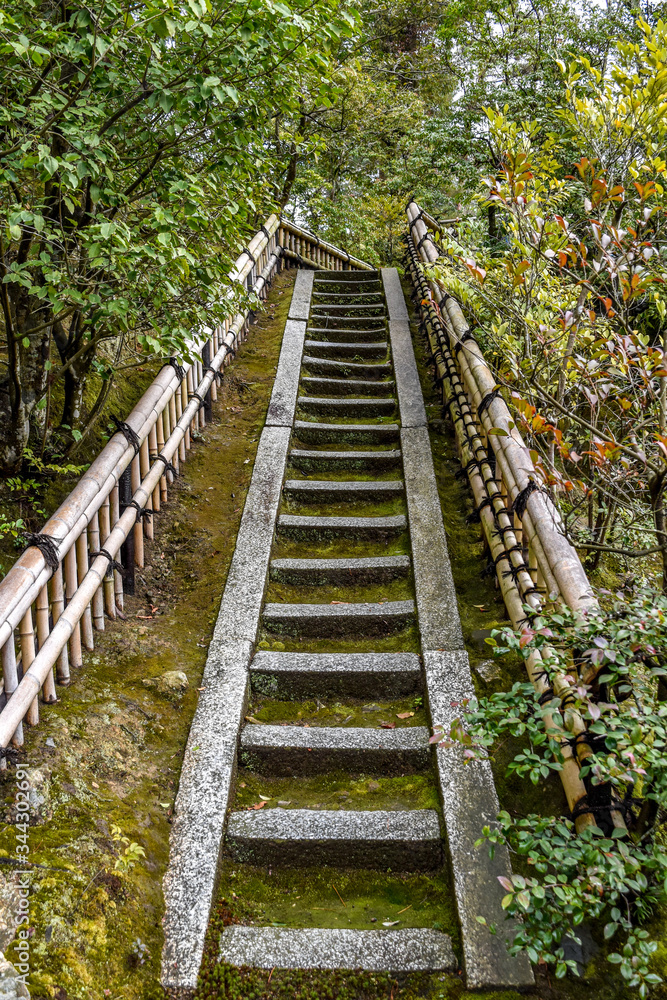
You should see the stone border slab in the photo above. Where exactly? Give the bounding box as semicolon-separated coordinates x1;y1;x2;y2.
265;319;307;426
288;269;315;320
381;268;427;428
219;926;457;971
425;651;533;989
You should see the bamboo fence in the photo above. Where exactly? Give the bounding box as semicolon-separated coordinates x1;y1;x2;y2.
405;200;625;833
0;217;370;757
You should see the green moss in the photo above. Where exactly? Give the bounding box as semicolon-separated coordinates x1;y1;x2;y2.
231;769;440;813
245;695;427;729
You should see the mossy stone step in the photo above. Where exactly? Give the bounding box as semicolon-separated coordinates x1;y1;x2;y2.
218;926;457;972
304;340;388;359
249;650;422;699
282;479;404;503
307;326;387;342
302;356;393;380
225;808;441;869
297;396;396;417
293;422;400;446
289;448;401;473
239;723;430;775
269;555;411;586
262;599;415;637
311;303;387;313
300;376;395;397
313;290;385;299
276;513;406;542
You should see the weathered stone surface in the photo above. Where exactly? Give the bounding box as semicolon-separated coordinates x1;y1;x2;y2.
0;955;29;999
311;303;386;313
423;650;533;990
288;269;315;321
262;600;415;637
303;340;388;359
300;376;395;397
277;513;406;541
307;327;387;343
269;554;410;585
289;448;401;472
249;650;422;699
301;356;393;379
219;926;456;972
401;426;464;651
282;479;404;503
265;319;307;426
226;808;441;869
143;670;189;699
211;425;290;645
382;269;427;428
239;722;430;775
297;395;395;417
293;422;400;446
162;639;253;995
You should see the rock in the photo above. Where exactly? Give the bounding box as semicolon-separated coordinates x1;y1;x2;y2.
10;768;51;825
0;955;29;998
0;876;22;953
470;628;495;651
475;659;502;683
143;671;189;698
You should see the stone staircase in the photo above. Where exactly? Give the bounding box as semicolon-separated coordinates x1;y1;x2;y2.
161;268;533;996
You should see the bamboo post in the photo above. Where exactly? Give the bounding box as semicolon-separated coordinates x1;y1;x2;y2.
131;455;144;568
50;564;71;680
148;425;161;512
110;485;124;612
35;585;56;703
63;546;83;667
76;532;94;651
174;386;185;464
19;609;38;725
156;412;168;503
139;438;153;541
119;467;135;597
182;377;191;450
1;637;23;747
88;512;105;631
99;496;116;620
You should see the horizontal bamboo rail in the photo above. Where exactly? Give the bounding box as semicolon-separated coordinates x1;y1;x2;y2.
405;202;625;833
0;217;369;754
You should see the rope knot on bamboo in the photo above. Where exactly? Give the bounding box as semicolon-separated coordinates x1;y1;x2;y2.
512;481;541;519
152;454;178;477
125;500;153;523
164;357;186;382
477;389;502;419
202;365;223;384
189;391;206;411
242;247;256;264
90;548;125;578
110;415;141;456
22;532;60;571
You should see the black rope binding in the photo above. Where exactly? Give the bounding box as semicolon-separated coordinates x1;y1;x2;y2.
408;211;424;232
242;247;256;264
164;357;186;382
110;415;140;456
260;225;271;240
202;364;223;385
520;586;542;600
512;481;541;519
477;389;501;419
125;500;153;523
416;233;431;251
153;453;178;477
460;330;477;344
23;533;60;571
90;548;125;577
189;391;206;411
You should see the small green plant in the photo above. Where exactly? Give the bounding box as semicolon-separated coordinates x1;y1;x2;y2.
111;824;146;872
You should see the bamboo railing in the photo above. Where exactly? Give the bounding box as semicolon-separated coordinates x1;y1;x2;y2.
405;201;624;833
0;217;370;757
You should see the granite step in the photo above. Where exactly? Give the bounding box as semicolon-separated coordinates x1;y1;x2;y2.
313;290;385;299
226;808;441;869
307;327;387;342
269;554;411;586
262;599;415;637
289;448;401;473
301;357;393;379
297;396;396;417
303;340;388;359
293;421;399;446
276;513;406;541
239;723;430;775
249;650;422;699
300;376;395;397
219;927;456;973
282;479;404;503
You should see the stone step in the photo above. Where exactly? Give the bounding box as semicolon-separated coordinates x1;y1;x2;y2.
226;808;441;869
219;927;456;973
302;356;393;380
282;479;404;503
249;650;422;699
262;599;415;637
239;723;430;775
314;272;380;281
300;377;395;397
293;421;400;446
304;340;388;359
276;513;407;541
313;290;385;299
289;448;402;473
297;396;396;417
269;554;411;586
307;327;387;343
311;303;387;312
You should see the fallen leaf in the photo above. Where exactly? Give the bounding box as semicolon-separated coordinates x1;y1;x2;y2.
258;795;271;801
383;920;400;926
245;715;265;725
277;800;291;806
379;722;396;729
248;802;266;810
330;601;349;605
396;711;414;719
397;904;413;914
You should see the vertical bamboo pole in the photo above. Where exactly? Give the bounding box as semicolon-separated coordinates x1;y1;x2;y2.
110;484;124;612
156;411;168;502
76;532;94;651
64;546;83;667
182;377;191;451
131;454;144;568
1;637;23;748
140;438;153;541
175;386;186;463
19;609;39;726
169;394;180;469
36;584;57;703
89;512;105;632
50;563;71;681
99;496;116;620
148;425;161;512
